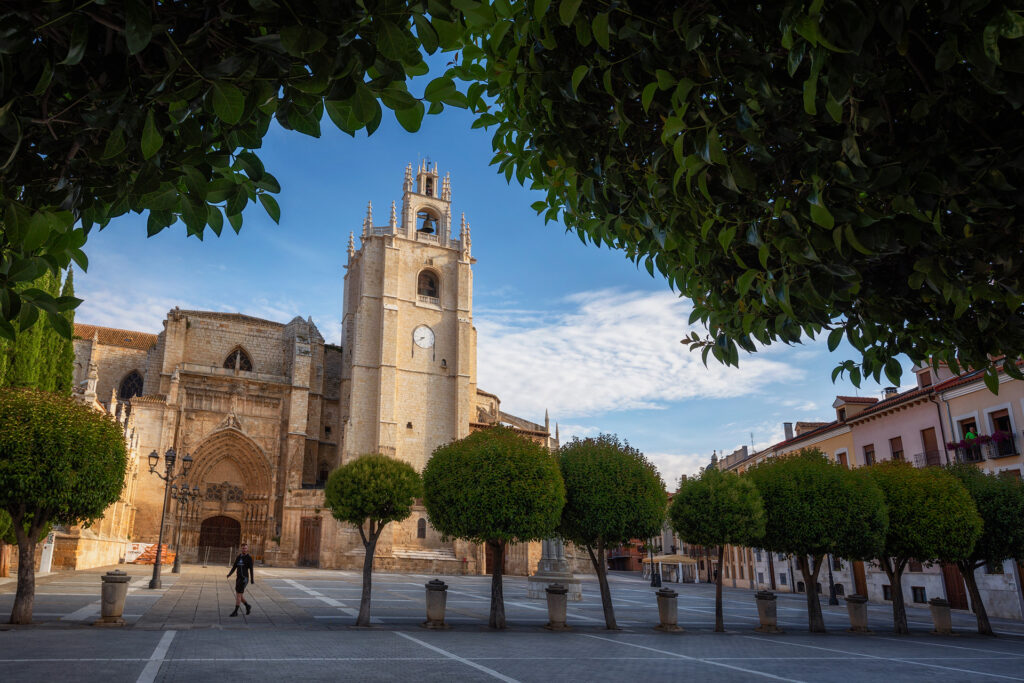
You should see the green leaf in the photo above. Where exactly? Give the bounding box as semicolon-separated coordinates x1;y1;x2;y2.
280;25;328;56
125;0;153;55
23;212;52;251
377;20;413;60
141;110;163;160
59;21;89;66
559;0;583;26
983;367;1000;394
736;270;757;296
413;14;439;54
101;128;126;159
592;13;610;49
827;327;843;352
212;82;245;125
259;194;280;224
207;205;224;236
394;100;425;133
810;203;834;229
843;225;872;254
641;82;657;112
572;66;589;96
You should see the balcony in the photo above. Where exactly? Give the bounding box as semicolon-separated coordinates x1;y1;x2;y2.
955;444;985;463
912;450;944;468
984;432;1019;459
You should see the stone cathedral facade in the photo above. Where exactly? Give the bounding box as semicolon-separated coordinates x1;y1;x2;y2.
64;162;557;575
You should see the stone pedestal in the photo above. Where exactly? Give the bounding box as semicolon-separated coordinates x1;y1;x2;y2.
422;579;450;629
654;587;683;632
94;570;130;626
754;590;782;633
845;594;870;633
527;539;581;601
544;583;570;631
929;597;953;635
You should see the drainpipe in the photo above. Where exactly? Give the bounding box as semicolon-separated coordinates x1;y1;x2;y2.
930;393;953;465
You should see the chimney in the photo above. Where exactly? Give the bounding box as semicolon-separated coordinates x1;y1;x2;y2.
783;422;794;440
883;387;898;397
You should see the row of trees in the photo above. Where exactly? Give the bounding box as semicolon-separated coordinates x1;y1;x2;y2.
671;450;1024;635
0;268;76;392
326;429;666;629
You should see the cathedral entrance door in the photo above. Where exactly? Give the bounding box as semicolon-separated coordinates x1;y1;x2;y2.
199;516;241;565
298;517;321;567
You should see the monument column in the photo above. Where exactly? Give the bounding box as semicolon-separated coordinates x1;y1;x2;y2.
527;538;582;601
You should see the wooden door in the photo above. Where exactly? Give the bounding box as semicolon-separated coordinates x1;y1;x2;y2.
921;427;941;466
298;517;321;568
198;515;240;565
853;561;868;597
941;562;969;610
485;542;505;574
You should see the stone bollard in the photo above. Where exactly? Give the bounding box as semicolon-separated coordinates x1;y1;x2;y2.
754;590;782;633
654;587;683;632
94;570;131;626
929;597;953;635
422;579;450;630
544;583;569;631
845;594;870;633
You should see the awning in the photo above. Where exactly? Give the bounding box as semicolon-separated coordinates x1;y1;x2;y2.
642;554;698;564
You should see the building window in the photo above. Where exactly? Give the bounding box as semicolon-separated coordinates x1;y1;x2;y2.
417;271;439;299
118;370;144;400
777;553;786;561
863;444;875;466
796;581;805;593
224;348;253;372
417;518;427;539
740;564;745;579
758;572;764;585
837;451;849;469
779;573;787;586
989;409;1017;457
911;586;927;603
755;549;762;563
424;177;434;196
986;561;1005;575
835;583;845;596
832;556;843;571
316;461;329;488
838;407;847;421
889;436;904;462
325;425;331;436
919;370;932;388
883;585;892;601
908;558;923;572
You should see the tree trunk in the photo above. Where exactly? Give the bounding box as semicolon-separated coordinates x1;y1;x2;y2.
959;560;993;636
488;540;506;629
767;550;776;590
587;542;618;630
798;555;826;633
356;524;379;627
10;519;38;625
715;545;725;632
882;558;909;634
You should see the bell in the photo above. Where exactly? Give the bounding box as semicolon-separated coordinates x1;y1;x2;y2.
420;215;435;234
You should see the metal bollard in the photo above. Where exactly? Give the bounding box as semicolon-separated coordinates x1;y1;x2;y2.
422;579;450;629
754;590;782;633
929;597;953;635
845;594;870;633
94;570;131;626
654;587;683;632
544;583;569;631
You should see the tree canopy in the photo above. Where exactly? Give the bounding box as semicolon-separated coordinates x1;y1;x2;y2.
423;427;564;628
867;461;981;634
946;463;1024;635
457;0;1024;390
747;449;887;632
669;466;764;632
0;388;128;623
324;453;422;627
558;434;666;629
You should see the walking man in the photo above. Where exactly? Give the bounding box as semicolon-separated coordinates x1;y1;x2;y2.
227;543;255;617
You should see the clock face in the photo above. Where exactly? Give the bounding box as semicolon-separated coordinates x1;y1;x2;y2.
413;325;435;349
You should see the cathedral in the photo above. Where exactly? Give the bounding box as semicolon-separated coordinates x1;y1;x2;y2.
64;162;559;575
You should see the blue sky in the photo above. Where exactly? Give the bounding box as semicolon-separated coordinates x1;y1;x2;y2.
76;102;902;488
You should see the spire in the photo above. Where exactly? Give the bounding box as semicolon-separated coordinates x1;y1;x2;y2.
404;162;413;191
362;201;372;236
460;213;471;257
555;422;559;442
389;200;397;229
442;172;451;201
347;231;355;258
545;409;550;431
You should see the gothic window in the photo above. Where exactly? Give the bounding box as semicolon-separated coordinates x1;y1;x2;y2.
417;518;427;539
224;347;253;372
425;177;434;196
118;371;144;400
417;271;439;299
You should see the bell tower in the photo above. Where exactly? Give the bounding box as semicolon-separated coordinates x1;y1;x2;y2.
339;161;476;474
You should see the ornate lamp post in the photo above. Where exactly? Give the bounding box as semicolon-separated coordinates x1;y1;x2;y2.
147;448;192;589
170;483;201;574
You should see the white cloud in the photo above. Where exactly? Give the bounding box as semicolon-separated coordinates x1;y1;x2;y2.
476;288;801;419
646;451;709;491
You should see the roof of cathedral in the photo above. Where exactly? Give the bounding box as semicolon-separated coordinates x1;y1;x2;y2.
74;323;158;351
177;310;286;327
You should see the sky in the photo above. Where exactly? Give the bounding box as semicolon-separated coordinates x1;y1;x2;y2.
75;101;904;489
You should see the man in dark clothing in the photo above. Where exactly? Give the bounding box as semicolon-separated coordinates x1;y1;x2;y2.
226;543;255;616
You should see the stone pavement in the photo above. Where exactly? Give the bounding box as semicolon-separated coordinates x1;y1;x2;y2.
1;565;1023;682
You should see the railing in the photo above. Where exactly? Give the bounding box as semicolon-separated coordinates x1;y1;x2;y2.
984;432;1019;459
417;232;439;243
955;444;985;463
912;450;944;468
418;295;440;306
449;239;461;250
372;226;392;235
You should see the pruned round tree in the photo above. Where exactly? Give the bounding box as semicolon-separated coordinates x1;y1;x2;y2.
946;463;1024;636
324;453;422;627
558;434;667;629
0;388;128;624
867;461;981;634
422;427;564;629
747;449;887;632
669;466;765;632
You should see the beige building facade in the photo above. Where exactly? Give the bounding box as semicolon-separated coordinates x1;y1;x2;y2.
63;162;554;576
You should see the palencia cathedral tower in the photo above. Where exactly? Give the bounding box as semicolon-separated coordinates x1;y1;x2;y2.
62;162;557;575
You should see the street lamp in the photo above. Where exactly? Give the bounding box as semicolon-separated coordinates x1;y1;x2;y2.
147;448;193;589
170;483;201;574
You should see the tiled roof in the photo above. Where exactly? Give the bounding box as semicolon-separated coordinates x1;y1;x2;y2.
177;310;285;327
847;386;933;420
834;396;879;404
75;323;158;351
774;420;842;449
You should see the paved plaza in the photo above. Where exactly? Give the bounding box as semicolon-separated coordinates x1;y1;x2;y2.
1;566;1023;682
